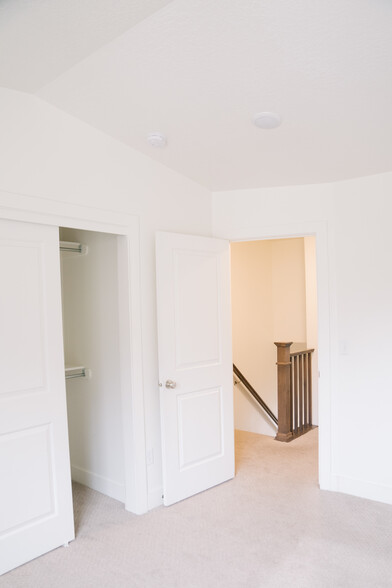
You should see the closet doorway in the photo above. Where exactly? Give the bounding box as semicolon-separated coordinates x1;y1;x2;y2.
0;204;146;575
60;228;125;504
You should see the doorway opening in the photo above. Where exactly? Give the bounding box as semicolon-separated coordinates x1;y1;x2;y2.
230;236;318;463
0;205;146;575
59;226;127;529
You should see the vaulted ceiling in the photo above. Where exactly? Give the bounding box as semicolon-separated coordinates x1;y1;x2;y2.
1;0;391;190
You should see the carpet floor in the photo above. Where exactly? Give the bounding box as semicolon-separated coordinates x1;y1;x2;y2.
2;429;392;587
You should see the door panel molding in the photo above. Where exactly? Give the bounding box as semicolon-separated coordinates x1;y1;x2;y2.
0;220;74;574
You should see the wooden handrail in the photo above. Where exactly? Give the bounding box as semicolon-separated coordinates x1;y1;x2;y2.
290;348;314;357
274;342;314;442
233;364;278;426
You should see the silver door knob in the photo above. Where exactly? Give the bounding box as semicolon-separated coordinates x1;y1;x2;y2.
165;379;177;389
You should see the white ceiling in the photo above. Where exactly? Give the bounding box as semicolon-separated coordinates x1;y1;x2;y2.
1;0;392;190
0;0;174;91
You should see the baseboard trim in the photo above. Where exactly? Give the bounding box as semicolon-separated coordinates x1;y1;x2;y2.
331;474;392;505
71;465;125;503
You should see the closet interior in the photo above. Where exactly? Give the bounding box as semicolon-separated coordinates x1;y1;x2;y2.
59;227;125;503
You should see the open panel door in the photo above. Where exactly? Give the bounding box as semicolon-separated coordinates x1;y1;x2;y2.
0;219;74;575
156;232;234;506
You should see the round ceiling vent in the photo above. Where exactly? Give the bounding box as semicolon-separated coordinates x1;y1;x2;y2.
253;112;281;130
147;132;167;148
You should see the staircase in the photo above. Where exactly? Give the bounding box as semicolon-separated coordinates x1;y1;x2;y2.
233;342;315;442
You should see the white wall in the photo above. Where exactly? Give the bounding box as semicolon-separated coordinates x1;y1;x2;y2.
231;238;311;437
0;87;212;509
60;228;125;502
213;177;392;505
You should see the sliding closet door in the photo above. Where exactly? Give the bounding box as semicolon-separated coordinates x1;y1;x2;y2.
0;219;74;575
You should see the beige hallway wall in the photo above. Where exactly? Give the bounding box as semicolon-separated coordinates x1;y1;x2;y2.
231;237;315;436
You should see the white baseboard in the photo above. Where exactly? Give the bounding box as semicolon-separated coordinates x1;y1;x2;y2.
148;486;163;510
331;474;392;505
71;465;125;503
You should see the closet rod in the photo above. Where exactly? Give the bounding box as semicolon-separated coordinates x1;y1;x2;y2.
65;367;86;380
59;241;83;254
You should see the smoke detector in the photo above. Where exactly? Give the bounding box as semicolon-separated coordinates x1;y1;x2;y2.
147;132;167;148
253;112;281;129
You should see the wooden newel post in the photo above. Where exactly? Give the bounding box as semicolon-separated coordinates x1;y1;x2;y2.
274;342;293;442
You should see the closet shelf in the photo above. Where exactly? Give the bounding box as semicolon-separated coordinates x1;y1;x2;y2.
60;241;87;254
65;366;87;380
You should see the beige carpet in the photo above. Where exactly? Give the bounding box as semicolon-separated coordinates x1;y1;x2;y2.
2;429;392;587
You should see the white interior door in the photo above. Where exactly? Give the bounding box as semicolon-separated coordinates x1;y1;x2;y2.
156;232;234;506
0;220;74;576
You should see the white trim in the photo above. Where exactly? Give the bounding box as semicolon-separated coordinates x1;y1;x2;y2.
331;474;392;506
0;190;133;232
0;189;148;515
215;220;334;493
71;466;125;503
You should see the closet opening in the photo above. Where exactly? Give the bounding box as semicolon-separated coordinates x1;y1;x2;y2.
59;227;127;516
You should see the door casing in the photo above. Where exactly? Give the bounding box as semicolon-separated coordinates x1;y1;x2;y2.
225;220;333;492
0;190;148;514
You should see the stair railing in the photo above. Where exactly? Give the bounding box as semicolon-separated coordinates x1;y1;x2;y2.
274;342;314;442
233;364;278;426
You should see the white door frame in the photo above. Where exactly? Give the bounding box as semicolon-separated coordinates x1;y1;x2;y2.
227;220;333;492
0;190;148;514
